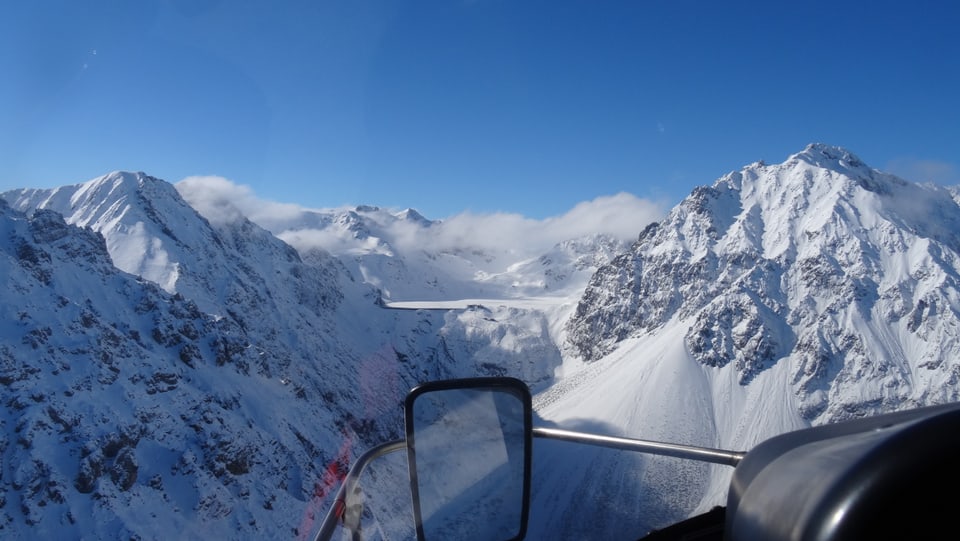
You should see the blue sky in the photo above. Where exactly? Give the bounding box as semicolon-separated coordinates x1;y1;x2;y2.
2;0;958;219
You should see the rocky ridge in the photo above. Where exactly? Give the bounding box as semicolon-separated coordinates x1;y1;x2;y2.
567;143;960;423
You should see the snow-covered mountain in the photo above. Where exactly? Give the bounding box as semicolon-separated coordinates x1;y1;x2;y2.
529;144;960;538
170;191;628;304
3;144;960;540
0;172;597;539
567;143;960;422
0;175;414;539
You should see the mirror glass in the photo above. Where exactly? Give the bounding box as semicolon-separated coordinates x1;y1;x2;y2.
405;378;531;541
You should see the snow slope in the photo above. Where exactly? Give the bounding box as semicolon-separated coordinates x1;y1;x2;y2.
3;144;960;539
1;172;598;539
547;144;960;537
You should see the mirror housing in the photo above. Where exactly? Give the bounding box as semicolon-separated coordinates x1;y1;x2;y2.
405;377;532;541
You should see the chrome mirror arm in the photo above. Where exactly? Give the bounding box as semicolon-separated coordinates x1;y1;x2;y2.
313;439;406;541
532;427;745;467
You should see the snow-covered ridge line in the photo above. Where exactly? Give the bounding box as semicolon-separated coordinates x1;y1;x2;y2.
3;143;960;539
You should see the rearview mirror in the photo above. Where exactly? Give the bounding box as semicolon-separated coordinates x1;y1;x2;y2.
405;377;532;541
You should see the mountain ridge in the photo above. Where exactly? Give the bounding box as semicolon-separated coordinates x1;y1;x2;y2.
3;144;960;539
567;143;960;424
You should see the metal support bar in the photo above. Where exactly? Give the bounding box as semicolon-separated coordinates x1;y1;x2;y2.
314;427;744;540
532;427;745;467
313;439;407;541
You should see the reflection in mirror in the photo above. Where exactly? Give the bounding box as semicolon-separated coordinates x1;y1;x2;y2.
405;378;531;541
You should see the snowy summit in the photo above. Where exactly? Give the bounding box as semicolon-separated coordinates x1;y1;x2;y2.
2;144;960;539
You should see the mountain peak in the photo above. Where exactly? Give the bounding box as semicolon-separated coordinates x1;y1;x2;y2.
4;153;960;539
792;143;866;168
395;208;432;226
713;143;911;209
778;143;883;187
79;170;162;197
569;142;960;423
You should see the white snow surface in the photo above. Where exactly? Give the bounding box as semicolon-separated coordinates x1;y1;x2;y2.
2;144;960;539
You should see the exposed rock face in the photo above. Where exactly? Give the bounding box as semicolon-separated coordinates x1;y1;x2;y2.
567;144;960;423
0;179;419;538
5;144;960;539
0;171;581;539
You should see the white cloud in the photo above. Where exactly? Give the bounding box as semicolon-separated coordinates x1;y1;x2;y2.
391;193;665;257
176;176;667;259
175;175;304;226
277;228;373;255
549;192;665;243
886;158;960;185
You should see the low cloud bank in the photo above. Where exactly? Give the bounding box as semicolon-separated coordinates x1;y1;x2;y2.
886;158;960;186
176;176;667;258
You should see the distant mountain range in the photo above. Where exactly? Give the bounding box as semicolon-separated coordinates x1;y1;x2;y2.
2;144;959;539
